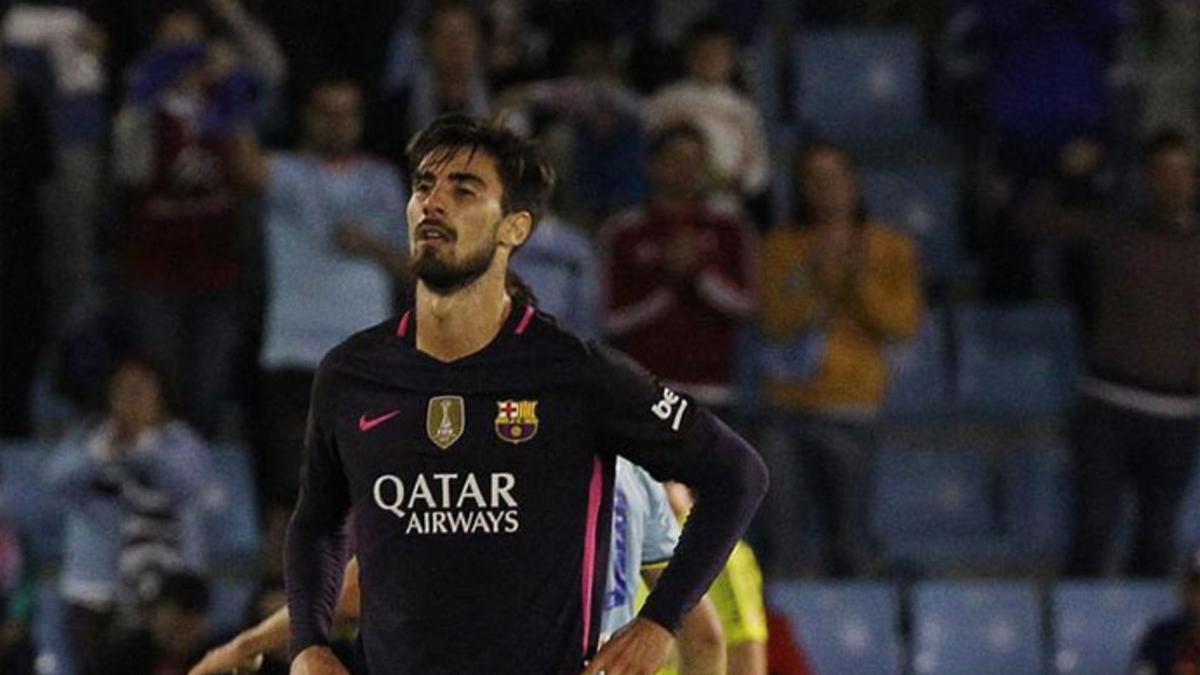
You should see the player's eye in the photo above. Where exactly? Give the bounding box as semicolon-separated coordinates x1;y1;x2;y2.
455;186;476;198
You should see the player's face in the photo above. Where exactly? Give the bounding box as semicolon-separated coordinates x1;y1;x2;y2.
407;146;507;293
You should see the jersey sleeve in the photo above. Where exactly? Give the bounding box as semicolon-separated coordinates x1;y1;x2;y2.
285;354;353;658
586;343;768;633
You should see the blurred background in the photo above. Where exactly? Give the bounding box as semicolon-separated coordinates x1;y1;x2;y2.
1;0;1199;673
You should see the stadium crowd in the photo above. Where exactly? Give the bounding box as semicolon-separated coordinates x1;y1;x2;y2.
1;0;1199;672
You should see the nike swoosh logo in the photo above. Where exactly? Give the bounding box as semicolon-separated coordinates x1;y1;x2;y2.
359;410;401;432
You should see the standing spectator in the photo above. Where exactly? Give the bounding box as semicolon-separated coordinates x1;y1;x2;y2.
497;25;649;226
644;17;771;216
0;55;54;438
112;8;267;438
509;212;602;338
2;3;108;338
235;77;408;569
758;142;922;577
45;356;212;675
602;122;756;414
967;0;1125;300
1134;547;1200;674
371;0;490;164
0;519;35;675
1066;130;1200;578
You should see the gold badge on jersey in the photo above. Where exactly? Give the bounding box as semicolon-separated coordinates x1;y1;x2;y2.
426;395;465;449
494;400;539;444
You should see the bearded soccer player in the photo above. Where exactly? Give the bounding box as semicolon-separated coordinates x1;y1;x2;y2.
284;114;767;675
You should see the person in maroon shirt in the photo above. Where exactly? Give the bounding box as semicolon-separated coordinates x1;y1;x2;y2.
284;115;767;675
1066;130;1200;578
600;123;756;416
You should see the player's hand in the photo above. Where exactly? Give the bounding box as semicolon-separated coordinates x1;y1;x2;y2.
290;646;349;675
581;617;674;675
188;639;264;675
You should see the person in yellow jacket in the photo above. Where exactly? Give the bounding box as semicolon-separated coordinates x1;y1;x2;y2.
758;142;922;577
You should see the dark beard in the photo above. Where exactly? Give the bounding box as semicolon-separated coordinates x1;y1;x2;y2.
411;240;498;295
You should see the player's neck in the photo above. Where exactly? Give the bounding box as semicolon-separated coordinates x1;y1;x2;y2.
415;269;513;362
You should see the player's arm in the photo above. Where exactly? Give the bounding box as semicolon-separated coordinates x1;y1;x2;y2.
189;558;360;675
641;568;726;675
285;358;353;670
584;347;768;673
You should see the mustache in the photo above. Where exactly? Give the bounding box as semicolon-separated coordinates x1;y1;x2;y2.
416;218;456;240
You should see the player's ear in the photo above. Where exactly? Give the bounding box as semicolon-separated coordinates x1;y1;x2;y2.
499;211;532;249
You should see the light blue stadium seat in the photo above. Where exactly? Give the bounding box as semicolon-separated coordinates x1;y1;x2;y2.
874;444;993;542
203;445;261;567
1052;582;1175;675
1003;443;1071;563
954;304;1081;419
884;308;951;420
0;441;63;565
795;29;931;150
912;581;1044;675
769;581;902;675
873;443;1016;571
861;167;966;285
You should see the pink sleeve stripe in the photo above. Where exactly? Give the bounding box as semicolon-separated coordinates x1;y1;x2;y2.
580;455;604;657
396;310;412;337
514;305;535;335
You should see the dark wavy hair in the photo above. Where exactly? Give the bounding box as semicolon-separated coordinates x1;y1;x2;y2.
404;114;556;230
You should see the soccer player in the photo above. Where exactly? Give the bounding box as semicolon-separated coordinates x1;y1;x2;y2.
284;114;767;674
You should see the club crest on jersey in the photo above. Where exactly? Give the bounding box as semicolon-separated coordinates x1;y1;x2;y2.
426;396;465;449
494;400;539;444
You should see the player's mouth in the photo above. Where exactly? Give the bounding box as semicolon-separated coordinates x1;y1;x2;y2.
416;220;455;244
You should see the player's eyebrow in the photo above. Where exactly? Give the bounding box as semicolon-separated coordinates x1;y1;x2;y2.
447;172;487;189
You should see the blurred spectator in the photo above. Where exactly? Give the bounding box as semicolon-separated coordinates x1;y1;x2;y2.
498;25;648;226
1013;137;1115;330
95;571;213;675
45;356;212;675
112;8;267;438
0;519;35;675
601;122;756;414
1066;130;1200;578
757;142;922;577
1125;0;1200;143
967;0;1125;300
0;55;54;438
371;0;490;164
644;16;770;216
509;212;602;338
1134;547;1200;674
236;77;408;569
2;3;108;337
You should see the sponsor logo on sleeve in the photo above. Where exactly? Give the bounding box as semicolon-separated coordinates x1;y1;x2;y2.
494;399;539;444
650;387;688;432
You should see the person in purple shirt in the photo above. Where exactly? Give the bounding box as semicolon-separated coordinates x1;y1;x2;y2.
284;114;767;674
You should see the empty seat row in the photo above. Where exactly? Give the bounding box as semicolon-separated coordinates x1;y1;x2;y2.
770;580;1178;675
